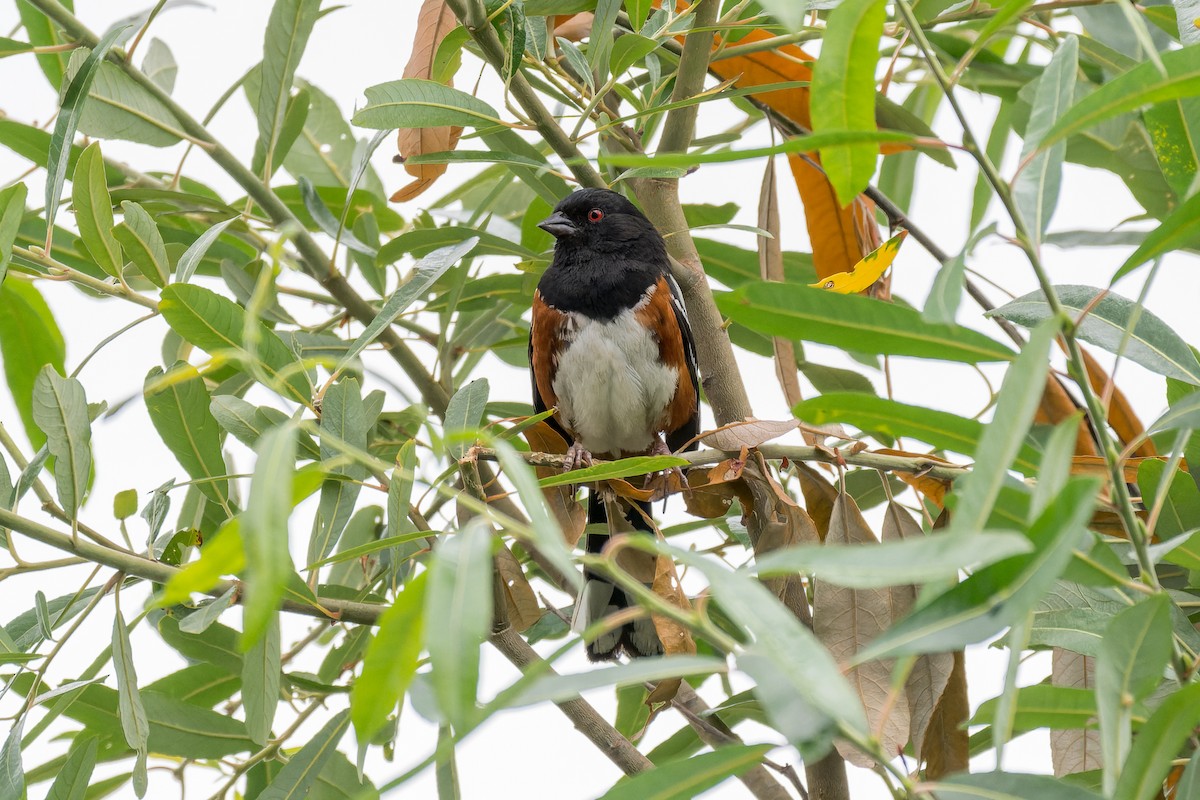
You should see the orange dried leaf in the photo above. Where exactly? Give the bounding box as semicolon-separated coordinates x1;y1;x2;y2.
1079;348;1156;457
1037;376;1098;457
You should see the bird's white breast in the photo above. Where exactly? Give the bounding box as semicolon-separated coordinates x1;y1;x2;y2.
552;305;677;457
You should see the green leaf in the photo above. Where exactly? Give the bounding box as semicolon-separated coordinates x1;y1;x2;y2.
795;393;1042;474
242;423;299;647
378;227;532;263
426;518;493;731
922;246;967;325
259;710;350;800
242;612;281;746
45;25;127;249
928;772;1104;799
179;585;238;634
256;0;320;178
597;744;773;800
754;529;1033;588
1114;682;1200;800
143;37;177;93
310;378;368;566
969;684;1098;732
112;610;149;771
589;0;620;84
63;48;185;146
1097;594;1173;794
445;378;489;459
1115;188;1200;281
718;283;1015;363
670;547;868;746
175;217;237;284
144;364;231;511
537;456;691;488
113;201;170;287
70;142;122;279
46;735;98;800
297;176;377;257
17;0;73;87
503;656;728;708
610;33;660;77
0;715;22;800
757;0;808;31
855;478;1097;660
351;572;427;743
989;285;1200;385
160;284;313;405
1174;747;1200;800
1148;388;1200;434
334;238;478;373
32;366;92;520
949;319;1056;533
0;182;27;287
1013;36;1077;243
599;129;916;170
352;78;505;129
811;0;886;205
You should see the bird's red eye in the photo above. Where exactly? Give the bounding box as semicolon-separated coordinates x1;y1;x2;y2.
588;208;604;222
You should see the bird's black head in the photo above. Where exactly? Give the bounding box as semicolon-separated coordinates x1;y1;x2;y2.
538;188;666;258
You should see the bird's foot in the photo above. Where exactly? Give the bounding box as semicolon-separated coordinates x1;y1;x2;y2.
643;436;687;500
564;441;594;472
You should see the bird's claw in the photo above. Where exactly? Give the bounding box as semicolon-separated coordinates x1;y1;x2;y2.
643;438;686;500
564;441;594;472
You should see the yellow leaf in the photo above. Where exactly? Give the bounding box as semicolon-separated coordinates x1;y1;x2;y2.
809;229;908;293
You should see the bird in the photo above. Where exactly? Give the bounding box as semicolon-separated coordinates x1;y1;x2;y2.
528;188;700;661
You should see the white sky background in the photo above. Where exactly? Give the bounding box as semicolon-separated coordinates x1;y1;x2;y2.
0;1;1198;799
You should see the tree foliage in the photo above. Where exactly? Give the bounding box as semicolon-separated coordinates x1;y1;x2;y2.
1;0;1199;798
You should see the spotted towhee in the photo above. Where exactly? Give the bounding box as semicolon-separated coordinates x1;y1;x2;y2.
530;188;700;660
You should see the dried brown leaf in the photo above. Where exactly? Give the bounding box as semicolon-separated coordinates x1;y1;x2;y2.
921;650;969;779
883;502;954;761
700;418;800;451
1051;649;1102;777
392;0;463;202
795;463;837;541
814;493;906;769
683;458;751;519
757;156;806;417
646;554;696;706
553;13;593;41
1079;348;1156;457
522;421;586;547
496;545;541;632
1037;375;1098;457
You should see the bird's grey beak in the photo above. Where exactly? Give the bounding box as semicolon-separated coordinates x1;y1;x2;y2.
537;211;578;239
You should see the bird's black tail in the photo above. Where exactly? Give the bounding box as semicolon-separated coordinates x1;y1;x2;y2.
573;491;664;661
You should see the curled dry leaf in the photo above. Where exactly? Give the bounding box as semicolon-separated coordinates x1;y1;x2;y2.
646;552;697;706
757;157;806;418
699;418;800;451
496;543;541;632
814;493;907;769
883;501;954;763
521;421;586;547
1050;649;1102;777
683;457;751;519
794;463;838;541
921;651;970;778
391;0;464;202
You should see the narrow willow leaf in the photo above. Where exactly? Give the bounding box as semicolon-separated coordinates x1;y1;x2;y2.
537;455;690;488
160;284;313;405
0;282;65;449
31;366;92;520
178;585;237;634
309;378;367;566
718;284;1015;363
855;478;1098;661
426;518;493;731
143;37;177;93
175;216;237;284
45;24;127;249
113;201;170;287
990;285;1200;385
810;0;886;205
1113;682;1200;800
158;522;243;607
1031;417;1081;518
1043;46;1200;147
334;238;477;374
112;611;149;776
258;710;350;800
1013;36;1077;243
256;0;320;178
500;656;726;709
0;182;27;286
948;319;1057;533
927;772;1104;799
597;744;772;800
46;734;98;800
352;79;505;129
1174;746;1200;800
144;364;231;511
1115;189;1200;281
922;240;969;325
1147;389;1200;433
757;0;808;30
70;142;122;279
0;715;23;800
242;612;281;746
17;1;72;87
1096;594;1172;794
351;572;427;743
243;423;298;647
795;393;1042;474
589;0;620;84
670;546;869;740
444;378;489;459
754;528;1032;587
64;47;185;146
254;86;309;178
297;176;377;256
